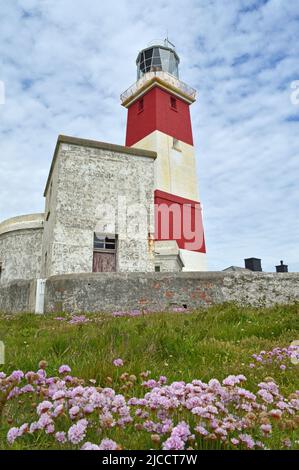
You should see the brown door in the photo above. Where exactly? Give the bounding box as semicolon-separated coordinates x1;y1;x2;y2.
93;252;116;272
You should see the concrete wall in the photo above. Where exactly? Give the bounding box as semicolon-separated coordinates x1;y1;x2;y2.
0;272;298;314
0;214;44;284
41;143;60;278
0;279;36;313
154;241;184;272
43;272;299;314
42;136;157;277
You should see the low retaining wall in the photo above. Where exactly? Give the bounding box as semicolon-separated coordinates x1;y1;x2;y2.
0;272;298;314
0;280;36;313
45;272;299;313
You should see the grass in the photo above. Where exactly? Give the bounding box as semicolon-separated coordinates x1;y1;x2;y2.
0;302;299;449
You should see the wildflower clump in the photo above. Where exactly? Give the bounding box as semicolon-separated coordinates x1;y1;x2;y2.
250;345;299;371
1;360;299;450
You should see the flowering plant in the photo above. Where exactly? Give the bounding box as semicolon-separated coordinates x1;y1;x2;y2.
1;355;299;450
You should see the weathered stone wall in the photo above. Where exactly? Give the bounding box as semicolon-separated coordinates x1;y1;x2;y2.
0;280;36;313
43;272;299;314
0;214;44;284
42;136;156;277
1;272;298;314
41;144;60;278
222;273;299;307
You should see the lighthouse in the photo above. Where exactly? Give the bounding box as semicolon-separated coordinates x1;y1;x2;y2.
121;40;207;271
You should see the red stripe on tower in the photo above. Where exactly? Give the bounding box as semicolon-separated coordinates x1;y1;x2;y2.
155;190;206;253
125;87;194;147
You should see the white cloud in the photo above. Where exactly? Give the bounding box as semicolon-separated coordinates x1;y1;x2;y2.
0;0;298;272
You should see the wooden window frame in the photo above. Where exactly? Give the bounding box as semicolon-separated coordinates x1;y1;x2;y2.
94;234;117;253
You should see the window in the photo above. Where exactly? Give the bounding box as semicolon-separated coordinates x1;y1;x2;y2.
170;96;177;110
0;262;2;282
172;138;181;151
94;234;116;252
138;98;144;112
155;265;161;272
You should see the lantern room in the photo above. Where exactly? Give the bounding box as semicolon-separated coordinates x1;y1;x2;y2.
136;40;180;79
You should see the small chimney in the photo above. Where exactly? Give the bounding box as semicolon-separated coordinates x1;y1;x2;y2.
276;260;288;273
244;258;262;272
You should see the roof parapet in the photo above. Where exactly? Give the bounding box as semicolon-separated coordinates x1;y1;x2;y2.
44;135;157;196
121;71;197;107
0;213;44;236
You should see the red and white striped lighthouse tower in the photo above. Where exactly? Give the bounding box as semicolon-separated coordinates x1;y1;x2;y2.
121;40;207;271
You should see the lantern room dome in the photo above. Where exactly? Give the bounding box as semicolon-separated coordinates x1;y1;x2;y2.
136;40;180;80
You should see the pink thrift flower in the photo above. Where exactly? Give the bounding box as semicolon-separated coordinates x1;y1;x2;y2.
52;390;65;400
55;432;67;443
163;436;185;450
69;405;80;419
142;379;158;389
159;376;167;384
19;423;29;436
195;425;209;436
83;405;94;414
231;438;239;446
68;419;88;444
282;438;292;448
239;434;255;449
53;404;64;417
113;358;124;367
260;424;272;435
7;427;20;445
257;389;274;404
10;370;24;382
37;401;53;415
59;365;71;374
81;442;100;450
172;421;191;441
45;423;55;434
99;438;119;450
269;409;282;419
21;384;35;394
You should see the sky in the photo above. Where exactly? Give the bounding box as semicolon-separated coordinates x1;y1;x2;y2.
0;0;298;272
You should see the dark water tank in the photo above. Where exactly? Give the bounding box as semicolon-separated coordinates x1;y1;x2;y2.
244;258;262;272
276;260;288;273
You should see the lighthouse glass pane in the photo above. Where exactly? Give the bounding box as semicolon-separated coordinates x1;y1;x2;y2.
152;49;162;69
160;49;170;71
161;49;179;78
144;49;153;60
169;54;179;77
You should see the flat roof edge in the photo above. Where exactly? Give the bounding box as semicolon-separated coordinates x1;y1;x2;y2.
44;135;157;196
0;213;45;236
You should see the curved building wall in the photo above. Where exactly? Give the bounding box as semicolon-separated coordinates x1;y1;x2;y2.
0;214;44;284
